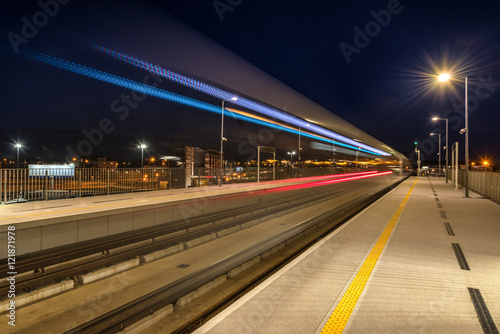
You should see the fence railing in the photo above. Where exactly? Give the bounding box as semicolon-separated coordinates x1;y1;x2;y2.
1;165;377;204
452;169;500;203
0;167;186;204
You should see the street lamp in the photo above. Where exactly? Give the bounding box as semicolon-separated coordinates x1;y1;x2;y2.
332;143;336;175
14;143;22;168
220;96;238;186
355;148;360;172
138;144;147;168
287;151;296;166
430;133;442;177
432;117;449;183
438;73;469;197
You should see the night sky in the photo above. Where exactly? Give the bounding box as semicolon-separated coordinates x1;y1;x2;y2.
1;0;500;166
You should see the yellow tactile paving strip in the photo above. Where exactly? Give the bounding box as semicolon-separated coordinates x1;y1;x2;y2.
321;177;418;333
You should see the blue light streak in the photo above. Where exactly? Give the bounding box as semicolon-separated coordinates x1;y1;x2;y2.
26;50;378;155
93;45;390;156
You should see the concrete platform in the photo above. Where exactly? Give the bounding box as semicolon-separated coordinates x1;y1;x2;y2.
194;176;500;334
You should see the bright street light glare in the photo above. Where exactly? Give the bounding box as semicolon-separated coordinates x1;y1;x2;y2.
14;143;22;148
438;73;450;82
230;97;238;101
432;117;439;121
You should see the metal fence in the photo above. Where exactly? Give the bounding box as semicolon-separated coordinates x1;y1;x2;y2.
454;170;500;203
1;165;377;204
0;167;186;204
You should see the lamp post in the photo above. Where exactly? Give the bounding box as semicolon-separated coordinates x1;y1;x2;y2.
432;117;449;183
287;151;296;166
438;73;469;197
430;133;441;177
332;143;336;175
355;148;359;172
220;97;238;186
138;144;147;168
14;143;22;168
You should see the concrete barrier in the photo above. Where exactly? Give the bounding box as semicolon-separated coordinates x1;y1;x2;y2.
241;219;262;229
187;222;213;233
261;242;286;259
216;226;241;238
185;233;216;249
107;239;153;255
176;275;226;308
77;258;140;284
44;252;105;273
0;280;74;313
140;243;185;263
285;232;304;246
213;216;235;225
153;229;187;242
227;256;261;278
123;304;173;334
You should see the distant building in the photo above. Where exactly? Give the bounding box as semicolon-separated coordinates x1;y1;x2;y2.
185;146;221;187
97;157;118;168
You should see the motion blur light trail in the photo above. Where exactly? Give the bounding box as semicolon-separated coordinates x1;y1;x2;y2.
94;45;390;157
265;171;393;194
226;108;378;153
25;50;379;154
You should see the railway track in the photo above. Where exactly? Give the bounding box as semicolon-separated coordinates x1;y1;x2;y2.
64;176;408;334
0;174;373;299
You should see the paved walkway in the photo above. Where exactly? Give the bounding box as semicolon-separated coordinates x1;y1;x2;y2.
197;176;500;333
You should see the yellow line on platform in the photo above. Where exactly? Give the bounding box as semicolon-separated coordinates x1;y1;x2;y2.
321;177;418;334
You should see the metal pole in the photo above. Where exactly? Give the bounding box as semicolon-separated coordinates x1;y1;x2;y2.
445;119;449;183
273;152;276;181
298;127;301;178
464;76;469;197
141;148;144;168
438;133;441;177
298;127;301;164
455;142;459;190
451;143;455;185
257;146;261;182
332;143;336;174
79;169;82;198
220;100;224;186
417;150;421;176
355;150;359;172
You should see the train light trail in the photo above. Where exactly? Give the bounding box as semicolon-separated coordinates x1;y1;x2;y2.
93;45;390;157
24;50;380;154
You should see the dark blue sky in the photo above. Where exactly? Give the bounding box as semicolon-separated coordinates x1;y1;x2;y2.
1;0;500;165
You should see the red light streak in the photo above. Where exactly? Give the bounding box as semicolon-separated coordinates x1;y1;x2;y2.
266;171;393;193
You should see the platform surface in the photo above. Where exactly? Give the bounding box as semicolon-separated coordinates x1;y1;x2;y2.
195;176;500;334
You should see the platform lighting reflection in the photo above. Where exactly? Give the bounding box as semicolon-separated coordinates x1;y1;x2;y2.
27;51;381;156
94;45;389;157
